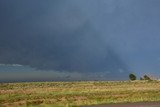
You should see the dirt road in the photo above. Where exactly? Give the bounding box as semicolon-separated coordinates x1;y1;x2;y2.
83;102;160;107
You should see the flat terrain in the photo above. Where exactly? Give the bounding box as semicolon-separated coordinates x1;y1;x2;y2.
0;81;160;107
85;102;160;107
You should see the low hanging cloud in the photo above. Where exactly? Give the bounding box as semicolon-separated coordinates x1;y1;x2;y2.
0;0;132;77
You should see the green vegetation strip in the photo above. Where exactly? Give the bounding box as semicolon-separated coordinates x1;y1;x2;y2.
0;81;160;107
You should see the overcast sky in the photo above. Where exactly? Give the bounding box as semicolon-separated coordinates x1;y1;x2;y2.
0;0;160;81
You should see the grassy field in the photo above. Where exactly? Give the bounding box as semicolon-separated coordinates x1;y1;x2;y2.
0;80;160;107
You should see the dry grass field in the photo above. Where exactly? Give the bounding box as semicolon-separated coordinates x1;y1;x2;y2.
0;80;160;107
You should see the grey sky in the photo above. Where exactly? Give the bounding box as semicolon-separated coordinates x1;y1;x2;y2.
0;0;160;81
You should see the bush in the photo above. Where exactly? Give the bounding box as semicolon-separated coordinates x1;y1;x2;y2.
140;77;144;80
129;73;136;81
143;75;152;81
140;75;153;81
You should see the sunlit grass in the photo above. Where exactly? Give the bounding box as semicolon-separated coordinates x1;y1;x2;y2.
0;80;160;107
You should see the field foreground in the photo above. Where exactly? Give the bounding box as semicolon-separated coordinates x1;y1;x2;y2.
84;102;160;107
0;81;160;107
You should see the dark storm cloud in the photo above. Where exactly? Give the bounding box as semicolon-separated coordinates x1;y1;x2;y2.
1;0;160;78
0;0;128;75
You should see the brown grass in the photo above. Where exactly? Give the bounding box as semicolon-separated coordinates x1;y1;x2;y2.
0;80;160;107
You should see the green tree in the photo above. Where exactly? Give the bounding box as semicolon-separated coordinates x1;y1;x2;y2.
129;73;136;81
